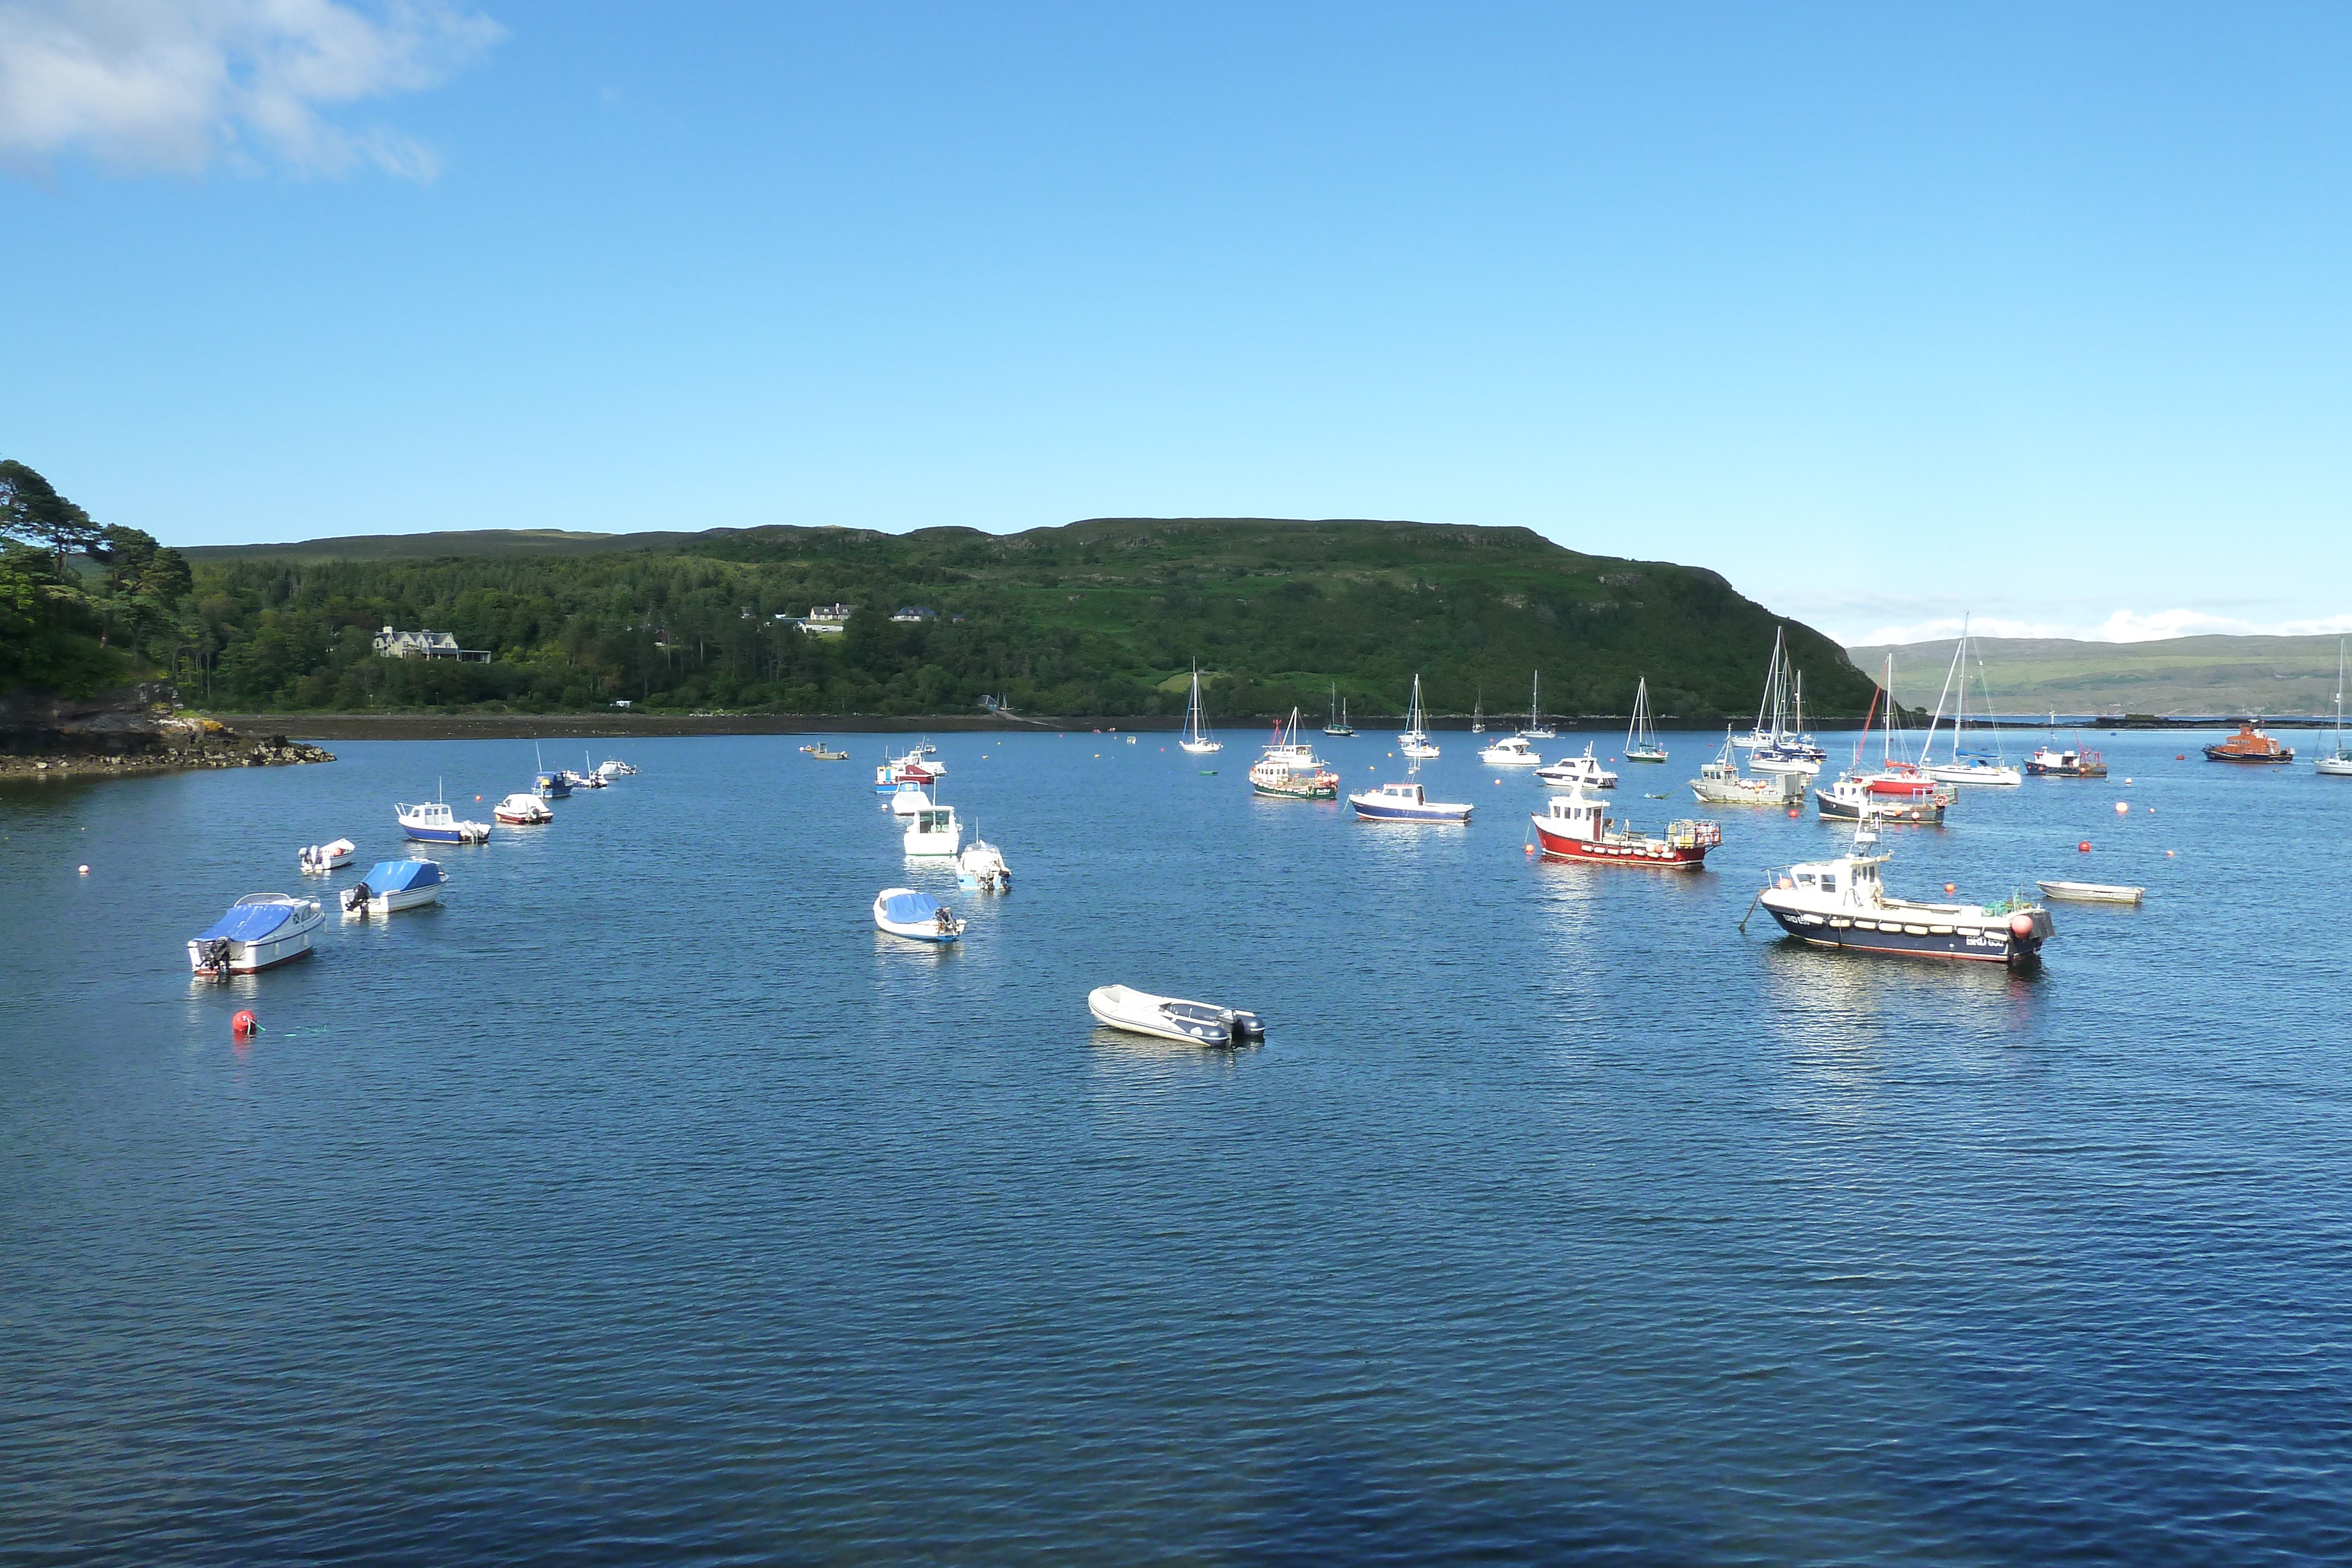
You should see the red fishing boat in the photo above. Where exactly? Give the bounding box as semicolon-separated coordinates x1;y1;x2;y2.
2203;722;2295;764
1531;784;1720;868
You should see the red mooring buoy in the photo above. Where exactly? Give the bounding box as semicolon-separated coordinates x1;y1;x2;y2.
2077;840;2092;852
231;1010;258;1037
2009;914;2036;938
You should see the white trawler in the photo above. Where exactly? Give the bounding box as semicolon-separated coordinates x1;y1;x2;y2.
1758;833;2053;970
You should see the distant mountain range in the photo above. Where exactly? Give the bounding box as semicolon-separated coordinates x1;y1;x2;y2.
1848;634;2350;719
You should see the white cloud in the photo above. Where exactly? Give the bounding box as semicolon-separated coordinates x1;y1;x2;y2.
0;0;501;179
1850;609;2352;648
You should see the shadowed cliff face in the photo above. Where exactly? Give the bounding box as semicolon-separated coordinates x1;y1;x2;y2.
0;684;333;777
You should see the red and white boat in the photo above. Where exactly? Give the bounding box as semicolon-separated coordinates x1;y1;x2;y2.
1530;783;1720;869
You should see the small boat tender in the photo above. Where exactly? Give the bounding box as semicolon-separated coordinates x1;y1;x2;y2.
874;888;964;943
298;838;355;872
2034;881;2145;905
1087;984;1265;1047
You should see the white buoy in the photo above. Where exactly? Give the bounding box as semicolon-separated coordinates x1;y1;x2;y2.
77;864;89;875
2114;801;2130;814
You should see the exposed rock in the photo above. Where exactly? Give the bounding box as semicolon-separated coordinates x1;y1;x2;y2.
0;684;334;780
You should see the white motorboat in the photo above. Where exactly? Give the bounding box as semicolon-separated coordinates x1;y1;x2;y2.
904;804;961;857
1179;666;1222;754
297;838;355;872
1518;670;1555;740
494;793;552;825
1535;743;1618;790
1760;834;2053;969
2035;880;2146;905
1478;734;1541;767
597;758;638;777
889;781;933;816
189;893;325;975
343;859;445;917
1086;984;1265;1047
1921;618;2022;785
958;838;1012;891
397;799;490;844
874;887;963;942
1349;779;1474;822
891;746;944;780
1397;674;1440;758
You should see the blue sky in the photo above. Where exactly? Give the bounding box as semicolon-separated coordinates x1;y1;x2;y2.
3;2;2347;645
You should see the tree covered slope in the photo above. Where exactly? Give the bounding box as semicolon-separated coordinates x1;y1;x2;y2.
179;517;1875;718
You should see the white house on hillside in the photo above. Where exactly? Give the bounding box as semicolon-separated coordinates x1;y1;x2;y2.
373;627;491;662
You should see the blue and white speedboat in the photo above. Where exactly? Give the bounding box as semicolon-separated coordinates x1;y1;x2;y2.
188;893;325;975
873;887;963;943
397;800;490;844
343;860;445;917
1348;780;1474;822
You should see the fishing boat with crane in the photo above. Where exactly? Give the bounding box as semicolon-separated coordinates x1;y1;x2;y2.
2025;738;2107;777
1250;710;1340;800
1531;782;1718;868
1758;831;2053;970
1815;660;1955;824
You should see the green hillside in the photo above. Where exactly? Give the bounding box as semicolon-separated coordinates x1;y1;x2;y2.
165;517;1875;719
1850;634;2350;718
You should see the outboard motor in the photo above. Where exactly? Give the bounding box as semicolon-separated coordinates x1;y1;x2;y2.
1224;1009;1267;1041
343;882;371;915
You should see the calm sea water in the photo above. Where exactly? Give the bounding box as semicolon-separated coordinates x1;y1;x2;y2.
3;727;2348;1565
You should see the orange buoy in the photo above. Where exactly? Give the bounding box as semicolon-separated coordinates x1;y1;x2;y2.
2077;840;2092;852
231;1010;258;1037
2008;914;2036;938
1523;842;1535;855
1787;807;1799;818
1944;882;1956;894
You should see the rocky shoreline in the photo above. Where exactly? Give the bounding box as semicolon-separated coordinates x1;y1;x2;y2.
0;687;336;781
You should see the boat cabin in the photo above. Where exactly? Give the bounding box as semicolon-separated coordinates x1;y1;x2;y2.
1369;783;1428;806
1540;790;1609;842
905;805;962;856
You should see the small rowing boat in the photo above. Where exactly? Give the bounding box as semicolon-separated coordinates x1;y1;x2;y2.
2034;881;2145;905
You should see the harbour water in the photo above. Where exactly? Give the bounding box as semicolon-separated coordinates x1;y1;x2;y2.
4;728;2348;1563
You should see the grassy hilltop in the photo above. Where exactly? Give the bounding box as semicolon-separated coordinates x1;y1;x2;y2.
176;517;1876;720
1850;634;2352;718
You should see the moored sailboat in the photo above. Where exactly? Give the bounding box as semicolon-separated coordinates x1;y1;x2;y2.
1180;666;1222;755
1398;674;1440;758
1921;620;2020;785
1324;684;1355;737
2319;640;2352;776
1518;670;1555;740
1625;677;1667;763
